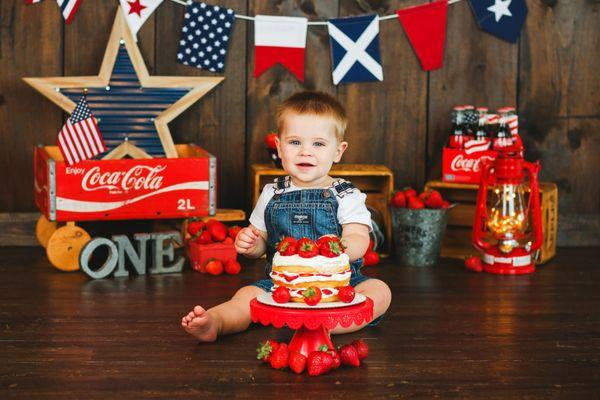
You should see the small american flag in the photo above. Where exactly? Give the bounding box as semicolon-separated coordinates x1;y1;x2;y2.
56;0;84;24
57;96;106;166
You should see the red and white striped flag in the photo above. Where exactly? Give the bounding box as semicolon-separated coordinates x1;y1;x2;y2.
56;0;84;24
254;15;308;82
57;96;106;166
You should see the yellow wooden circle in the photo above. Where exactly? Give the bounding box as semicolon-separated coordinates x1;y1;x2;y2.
35;215;58;248
46;225;91;272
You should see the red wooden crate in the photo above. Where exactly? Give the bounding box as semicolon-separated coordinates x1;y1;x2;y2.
34;144;216;222
187;241;237;273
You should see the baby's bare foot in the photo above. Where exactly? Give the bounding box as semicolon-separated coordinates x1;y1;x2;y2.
181;305;218;342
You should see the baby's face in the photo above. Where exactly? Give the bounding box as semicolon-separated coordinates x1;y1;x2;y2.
276;113;348;187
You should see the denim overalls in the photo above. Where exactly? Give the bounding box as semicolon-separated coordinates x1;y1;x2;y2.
252;176;383;326
250;177;382;326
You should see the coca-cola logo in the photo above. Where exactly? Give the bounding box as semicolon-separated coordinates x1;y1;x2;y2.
450;155;495;173
81;165;166;192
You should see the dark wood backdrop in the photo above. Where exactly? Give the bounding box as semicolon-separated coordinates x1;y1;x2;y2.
0;0;598;244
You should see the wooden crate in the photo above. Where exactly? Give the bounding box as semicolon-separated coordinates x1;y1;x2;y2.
424;180;558;264
250;164;394;257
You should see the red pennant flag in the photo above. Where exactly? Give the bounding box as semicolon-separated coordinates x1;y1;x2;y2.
397;0;448;71
254;15;307;82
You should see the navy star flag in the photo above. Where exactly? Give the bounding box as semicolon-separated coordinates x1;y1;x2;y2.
327;15;383;85
468;0;527;43
57;96;106;166
177;1;235;72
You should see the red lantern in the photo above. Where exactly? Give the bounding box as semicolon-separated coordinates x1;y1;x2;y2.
472;146;543;274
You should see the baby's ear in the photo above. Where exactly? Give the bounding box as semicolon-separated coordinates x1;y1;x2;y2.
334;141;348;162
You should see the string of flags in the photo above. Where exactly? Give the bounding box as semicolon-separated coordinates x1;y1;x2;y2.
25;0;528;83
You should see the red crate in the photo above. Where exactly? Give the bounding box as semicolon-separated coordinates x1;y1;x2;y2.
187;241;237;273
34;144;216;221
442;146;497;184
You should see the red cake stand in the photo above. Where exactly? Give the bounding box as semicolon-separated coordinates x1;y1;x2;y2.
250;296;374;357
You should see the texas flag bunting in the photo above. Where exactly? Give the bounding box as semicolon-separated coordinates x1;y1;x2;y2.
254;15;308;82
397;0;448;71
119;0;164;41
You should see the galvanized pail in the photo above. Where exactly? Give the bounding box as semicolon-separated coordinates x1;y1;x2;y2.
391;207;450;267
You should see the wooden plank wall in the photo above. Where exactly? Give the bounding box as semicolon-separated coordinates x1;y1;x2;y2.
0;0;598;245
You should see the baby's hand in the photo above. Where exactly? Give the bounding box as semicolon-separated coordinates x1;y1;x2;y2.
235;227;261;254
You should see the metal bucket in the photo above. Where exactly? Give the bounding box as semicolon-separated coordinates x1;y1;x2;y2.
391;207;451;267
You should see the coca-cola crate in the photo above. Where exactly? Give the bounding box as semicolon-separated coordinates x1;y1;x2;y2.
424;180;558;264
442;145;497;184
187;241;237;273
34;144;216;222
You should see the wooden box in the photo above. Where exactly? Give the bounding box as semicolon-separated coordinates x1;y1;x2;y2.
250;164;394;257
424;180;558;264
34;144;216;222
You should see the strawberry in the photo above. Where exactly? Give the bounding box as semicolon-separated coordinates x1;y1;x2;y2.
269;343;289;370
264;132;278;149
208;221;228;242
351;339;369;360
423;190;444;209
223;237;234;244
337;285;355;303
297;238;318;258
367;239;375;252
277;237;298;256
404;187;417;198
363;250;379;267
389;191;407;208
187;220;205;236
272;286;291;303
328;348;341;369
228;225;242;240
465;256;483;272
302;286;322;306
289;351;307;374
195;230;212;244
256;340;279;362
319;237;344;258
339;344;360;367
441;201;451;209
224;259;241;275
307;347;334;376
407;196;425;210
205;259;223;276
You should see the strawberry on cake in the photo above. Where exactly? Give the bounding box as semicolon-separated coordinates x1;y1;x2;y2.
270;236;352;303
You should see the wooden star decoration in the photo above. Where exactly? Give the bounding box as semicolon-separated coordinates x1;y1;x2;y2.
24;6;223;158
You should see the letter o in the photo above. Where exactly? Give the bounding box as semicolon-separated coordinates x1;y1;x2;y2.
79;238;119;279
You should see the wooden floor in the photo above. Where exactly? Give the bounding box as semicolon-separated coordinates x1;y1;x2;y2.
1;247;599;399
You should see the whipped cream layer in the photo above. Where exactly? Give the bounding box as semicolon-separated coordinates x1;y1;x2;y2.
272;252;350;272
272;286;339;300
270;269;351;285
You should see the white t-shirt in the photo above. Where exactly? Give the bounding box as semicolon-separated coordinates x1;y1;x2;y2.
249;179;373;233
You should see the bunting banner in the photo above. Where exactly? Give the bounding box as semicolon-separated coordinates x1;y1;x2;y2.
254;15;308;82
397;0;448;71
327;15;383;85
56;0;83;24
26;0;530;83
468;0;527;43
177;1;235;72
120;0;164;41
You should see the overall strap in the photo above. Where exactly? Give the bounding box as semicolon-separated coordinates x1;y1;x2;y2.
273;176;291;195
329;179;356;198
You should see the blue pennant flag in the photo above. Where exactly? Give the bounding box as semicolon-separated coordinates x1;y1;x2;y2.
327;15;383;85
468;0;527;43
177;1;235;72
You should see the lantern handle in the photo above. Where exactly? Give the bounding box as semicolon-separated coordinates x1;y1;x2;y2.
523;161;543;251
473;161;494;251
